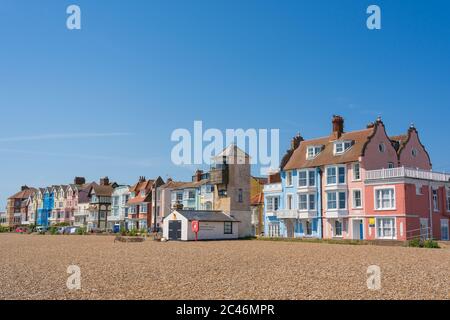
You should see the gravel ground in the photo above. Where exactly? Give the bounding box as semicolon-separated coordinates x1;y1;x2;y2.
0;234;449;300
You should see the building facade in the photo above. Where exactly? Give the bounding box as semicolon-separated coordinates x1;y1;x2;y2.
264;116;449;241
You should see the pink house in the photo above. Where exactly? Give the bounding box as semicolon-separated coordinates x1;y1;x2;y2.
275;115;449;241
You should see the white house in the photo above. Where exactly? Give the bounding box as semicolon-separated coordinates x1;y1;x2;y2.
163;210;239;241
109;185;130;230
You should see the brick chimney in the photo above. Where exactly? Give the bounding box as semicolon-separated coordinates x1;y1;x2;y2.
195;170;203;182
74;177;86;185
291;133;303;150
332;115;344;139
21;185;29;191
100;177;110;186
139;176;146;183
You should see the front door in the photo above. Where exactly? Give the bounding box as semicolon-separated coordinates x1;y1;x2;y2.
168;220;182;240
353;220;364;240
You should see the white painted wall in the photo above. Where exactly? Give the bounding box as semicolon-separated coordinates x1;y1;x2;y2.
163;211;239;241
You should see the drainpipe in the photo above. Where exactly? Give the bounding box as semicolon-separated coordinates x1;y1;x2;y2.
428;182;433;239
317;167;323;239
153;184;158;233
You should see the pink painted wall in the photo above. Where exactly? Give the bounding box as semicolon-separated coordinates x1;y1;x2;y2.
361;123;398;171
399;129;432;170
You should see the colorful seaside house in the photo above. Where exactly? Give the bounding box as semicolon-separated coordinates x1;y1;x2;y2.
110;184;130;230
87;177;116;231
6;186;36;228
37;187;54;227
264;115;450;241
170;170;214;211
250;176;267;236
126;176;165;231
158;178;190;225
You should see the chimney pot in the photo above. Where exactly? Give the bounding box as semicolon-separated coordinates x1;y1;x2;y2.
332;115;344;139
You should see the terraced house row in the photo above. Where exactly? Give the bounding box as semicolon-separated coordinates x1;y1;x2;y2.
264;116;450;241
3;145;266;238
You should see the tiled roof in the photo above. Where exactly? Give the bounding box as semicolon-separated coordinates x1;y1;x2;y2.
171;210;238;222
91;184;114;197
8;188;37;200
283;127;376;170
160;180;190;189
250;192;264;206
172;179;209;190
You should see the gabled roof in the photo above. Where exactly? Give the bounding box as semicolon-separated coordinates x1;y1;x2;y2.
283;127;375;170
90;184;114;197
169;210;238;222
172;179;209;190
160;180;190;189
250;192;264;206
8;187;37;200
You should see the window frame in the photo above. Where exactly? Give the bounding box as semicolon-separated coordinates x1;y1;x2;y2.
352;163;361;181
374;187;396;210
286;171;293;187
224;221;233;234
326;165;346;186
334;220;343;237
352;189;363;209
376;217;396;239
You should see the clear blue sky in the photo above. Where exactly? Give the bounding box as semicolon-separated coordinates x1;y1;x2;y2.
1;0;450;208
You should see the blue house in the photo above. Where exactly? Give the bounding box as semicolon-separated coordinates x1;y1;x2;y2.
263;135;322;239
37;187;54;227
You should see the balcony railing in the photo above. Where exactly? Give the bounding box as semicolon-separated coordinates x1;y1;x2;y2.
264;183;282;193
277;209;298;219
366;167;450;182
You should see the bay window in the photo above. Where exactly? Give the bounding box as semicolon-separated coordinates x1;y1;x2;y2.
327;191;346;210
298;170;316;187
375;188;395;210
326;166;346;185
266;196;279;211
298;171;307;187
298;194;316;211
298;194;308;210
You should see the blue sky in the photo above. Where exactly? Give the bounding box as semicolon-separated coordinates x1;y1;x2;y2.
1;0;450;208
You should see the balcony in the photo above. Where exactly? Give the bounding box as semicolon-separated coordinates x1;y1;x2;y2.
298;210;318;219
325;209;349;218
264;183;282;193
209;166;229;185
366;167;450;182
277;209;298;219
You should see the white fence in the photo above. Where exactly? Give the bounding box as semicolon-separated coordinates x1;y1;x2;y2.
366;167;450;182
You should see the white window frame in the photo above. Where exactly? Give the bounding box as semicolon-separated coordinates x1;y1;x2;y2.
352;163;361;181
374;187;396;210
286;171;293;187
326;191;347;210
447;188;450;212
376;217;396;240
286;194;293;210
298;170;308;187
334;219;343;237
432;189;439;212
326;165;346;186
352;189;363;209
306;145;323;159
334;140;353;155
298;194;308;211
297;169;316;188
441;219;449;241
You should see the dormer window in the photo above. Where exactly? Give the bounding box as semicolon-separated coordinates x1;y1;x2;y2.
307;146;323;159
334;141;353;155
